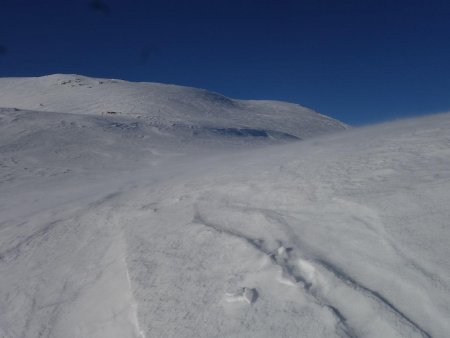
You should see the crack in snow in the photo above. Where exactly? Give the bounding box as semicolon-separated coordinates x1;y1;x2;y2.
315;259;432;338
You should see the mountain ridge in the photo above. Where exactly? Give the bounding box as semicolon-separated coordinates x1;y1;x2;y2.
0;74;348;141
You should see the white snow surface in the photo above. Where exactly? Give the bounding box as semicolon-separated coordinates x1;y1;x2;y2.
1;75;450;338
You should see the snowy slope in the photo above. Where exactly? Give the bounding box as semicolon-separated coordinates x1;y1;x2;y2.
0;75;346;223
95;113;449;338
1;76;450;338
0;74;347;140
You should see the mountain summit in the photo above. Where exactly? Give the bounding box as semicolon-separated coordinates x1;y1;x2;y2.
0;74;347;140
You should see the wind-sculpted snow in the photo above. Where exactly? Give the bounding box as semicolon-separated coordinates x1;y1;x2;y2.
0;76;450;337
112;113;450;337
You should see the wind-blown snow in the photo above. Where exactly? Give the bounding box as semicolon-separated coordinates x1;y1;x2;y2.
1;75;449;337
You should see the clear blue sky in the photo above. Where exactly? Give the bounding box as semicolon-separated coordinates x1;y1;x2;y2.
1;0;449;125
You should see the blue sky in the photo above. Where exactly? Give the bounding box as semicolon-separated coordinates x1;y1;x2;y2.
0;0;449;125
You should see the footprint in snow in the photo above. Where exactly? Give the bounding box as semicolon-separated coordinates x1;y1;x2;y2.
225;287;258;304
270;245;293;264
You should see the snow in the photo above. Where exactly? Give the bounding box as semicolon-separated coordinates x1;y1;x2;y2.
1;75;449;337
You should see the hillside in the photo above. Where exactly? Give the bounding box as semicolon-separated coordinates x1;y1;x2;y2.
0;74;347;140
1;75;449;338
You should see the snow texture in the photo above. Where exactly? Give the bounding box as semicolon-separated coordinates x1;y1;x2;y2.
0;75;449;337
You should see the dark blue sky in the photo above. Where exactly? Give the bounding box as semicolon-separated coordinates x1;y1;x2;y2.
1;0;449;125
